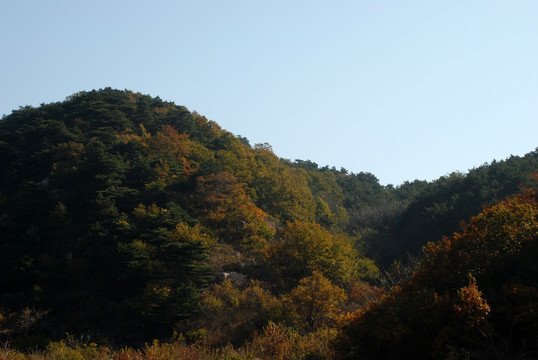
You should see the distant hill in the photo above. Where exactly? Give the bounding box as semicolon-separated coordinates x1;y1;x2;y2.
370;150;538;266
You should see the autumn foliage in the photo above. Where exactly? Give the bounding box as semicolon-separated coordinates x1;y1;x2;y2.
335;186;538;359
0;89;537;359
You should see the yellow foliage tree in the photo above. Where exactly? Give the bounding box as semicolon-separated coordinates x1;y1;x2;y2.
286;271;347;331
264;222;369;291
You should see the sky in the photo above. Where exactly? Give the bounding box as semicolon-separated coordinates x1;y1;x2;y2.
1;1;537;185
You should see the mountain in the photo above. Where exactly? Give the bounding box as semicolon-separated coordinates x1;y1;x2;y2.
0;88;377;345
0;88;536;352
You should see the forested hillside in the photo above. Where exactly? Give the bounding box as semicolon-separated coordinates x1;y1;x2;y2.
0;88;381;346
370;154;538;267
0;88;536;359
336;185;538;359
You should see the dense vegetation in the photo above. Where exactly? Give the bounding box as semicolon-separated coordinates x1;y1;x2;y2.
371;155;538;267
335;185;538;359
0;88;536;359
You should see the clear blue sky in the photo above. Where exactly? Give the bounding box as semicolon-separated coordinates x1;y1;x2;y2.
1;1;537;185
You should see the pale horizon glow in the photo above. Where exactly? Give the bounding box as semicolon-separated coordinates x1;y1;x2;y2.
1;1;537;185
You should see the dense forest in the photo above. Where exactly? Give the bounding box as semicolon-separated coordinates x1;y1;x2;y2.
0;88;536;359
